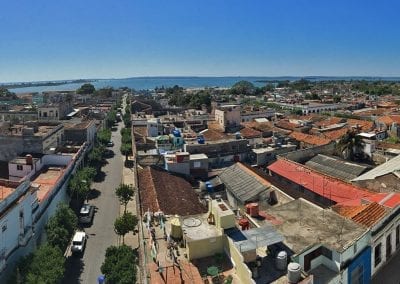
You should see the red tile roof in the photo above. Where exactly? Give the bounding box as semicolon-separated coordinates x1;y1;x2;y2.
347;119;374;132
314;117;344;128
240;127;262;139
138;167;207;216
275;120;300;131
201;129;229;141
289;132;332;146
377;115;400;126
333;202;387;227
267;159;375;204
321;128;349;141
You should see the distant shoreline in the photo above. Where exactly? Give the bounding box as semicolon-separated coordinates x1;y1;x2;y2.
1;79;97;90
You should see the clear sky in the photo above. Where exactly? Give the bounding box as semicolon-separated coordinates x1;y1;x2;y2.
1;0;400;82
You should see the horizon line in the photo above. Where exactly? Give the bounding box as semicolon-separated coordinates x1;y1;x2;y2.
3;75;400;85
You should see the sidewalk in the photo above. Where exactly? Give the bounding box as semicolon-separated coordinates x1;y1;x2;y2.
120;165;139;249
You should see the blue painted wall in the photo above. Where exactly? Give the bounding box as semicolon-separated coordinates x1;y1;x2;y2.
348;246;372;284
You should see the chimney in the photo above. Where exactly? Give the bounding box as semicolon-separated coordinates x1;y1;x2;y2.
26;154;33;165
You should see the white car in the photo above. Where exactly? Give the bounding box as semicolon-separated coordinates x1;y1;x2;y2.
71;231;87;254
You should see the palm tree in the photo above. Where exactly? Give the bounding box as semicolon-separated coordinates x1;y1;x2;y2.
337;131;365;161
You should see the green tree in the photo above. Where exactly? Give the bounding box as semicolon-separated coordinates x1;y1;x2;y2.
230;80;256;96
68;167;96;201
106;110;117;128
97;128;112;145
77;83;95;94
120;143;132;161
114;212;138;244
116;184;135;213
101;245;137;284
333;95;341;103
337;131;365;161
88;145;105;166
10;245;65;284
46;203;78;250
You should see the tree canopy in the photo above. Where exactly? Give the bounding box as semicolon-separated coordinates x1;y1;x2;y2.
77;83;95;94
46;203;78;250
101;245;137;284
116;184;135;213
230;80;256;96
11;245;65;284
114;212;138;244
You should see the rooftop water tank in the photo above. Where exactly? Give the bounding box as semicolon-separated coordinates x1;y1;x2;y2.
287;262;301;283
205;181;213;193
170;217;183;239
246;203;259;217
172;129;181;137
275;251;287;270
197;136;205;144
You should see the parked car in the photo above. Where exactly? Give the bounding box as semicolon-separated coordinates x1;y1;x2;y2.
107;141;114;147
71;231;87;254
79;204;95;225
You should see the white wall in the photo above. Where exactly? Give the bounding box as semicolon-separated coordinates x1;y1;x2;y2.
371;212;400;275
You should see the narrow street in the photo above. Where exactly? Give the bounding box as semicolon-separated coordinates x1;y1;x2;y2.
63;121;124;284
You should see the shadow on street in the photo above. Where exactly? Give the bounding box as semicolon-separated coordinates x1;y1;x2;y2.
62;257;85;284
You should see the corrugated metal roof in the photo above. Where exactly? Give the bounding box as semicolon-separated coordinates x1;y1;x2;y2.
305;154;370;181
352;155;400;181
219;163;270;203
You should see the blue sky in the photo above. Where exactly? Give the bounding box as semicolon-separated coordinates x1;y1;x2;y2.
1;0;400;82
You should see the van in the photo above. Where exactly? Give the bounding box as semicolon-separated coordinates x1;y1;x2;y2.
71;231;87;254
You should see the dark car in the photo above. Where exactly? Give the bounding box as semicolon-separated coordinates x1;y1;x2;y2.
107;141;114;147
79;204;95;225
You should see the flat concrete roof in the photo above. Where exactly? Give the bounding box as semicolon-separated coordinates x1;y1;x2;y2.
181;214;221;241
189;154;208;160
266;198;367;253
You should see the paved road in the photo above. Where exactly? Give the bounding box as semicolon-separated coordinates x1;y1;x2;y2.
372;250;400;284
63;121;123;284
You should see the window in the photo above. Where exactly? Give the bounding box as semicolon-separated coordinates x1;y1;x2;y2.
387;234;392;258
351;265;364;284
17;165;23;171
396;225;400;248
374;244;382;267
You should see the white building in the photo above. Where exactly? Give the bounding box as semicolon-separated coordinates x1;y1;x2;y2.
279;102;340;115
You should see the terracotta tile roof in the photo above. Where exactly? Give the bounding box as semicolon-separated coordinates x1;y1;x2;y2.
201;128;229;141
267;159;375;204
240;127;262;139
332;204;368;219
289;132;331;146
133;126;148;137
333;202;387;227
346;118;374;132
314;117;344;128
377;115;400;126
321;127;349;141
275;120;300;131
138;167;207;216
242;121;272;132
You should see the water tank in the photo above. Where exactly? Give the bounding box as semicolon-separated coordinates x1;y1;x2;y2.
205;182;213;193
246;203;259;217
239;218;249;230
287;262;301;283
172;129;181;137
197;136;205;144
275;251;287;270
170;217;183;239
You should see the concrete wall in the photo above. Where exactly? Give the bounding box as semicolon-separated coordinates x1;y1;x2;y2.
370;206;400;275
9;159;42;181
279;142;336;164
42;154;72;166
186;236;225;260
224;236;256;284
0;184;36;274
